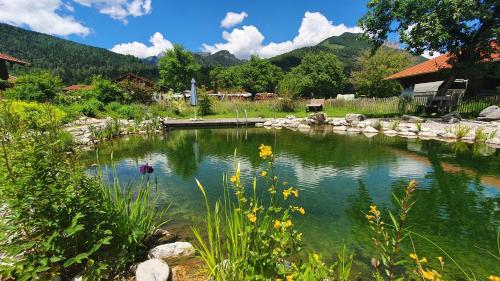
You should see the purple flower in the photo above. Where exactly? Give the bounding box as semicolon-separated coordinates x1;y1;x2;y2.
139;163;154;174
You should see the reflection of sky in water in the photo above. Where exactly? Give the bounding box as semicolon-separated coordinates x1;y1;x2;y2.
86;129;500;278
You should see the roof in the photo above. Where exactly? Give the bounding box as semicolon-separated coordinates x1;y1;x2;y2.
385;45;500;80
64;84;93;91
113;73;155;86
0;53;28;65
413;81;444;96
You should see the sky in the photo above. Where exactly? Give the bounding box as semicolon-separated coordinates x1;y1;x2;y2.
0;0;432;59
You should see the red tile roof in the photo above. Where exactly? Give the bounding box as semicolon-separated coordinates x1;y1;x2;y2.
0;53;28;65
385;45;500;80
64;84;93;91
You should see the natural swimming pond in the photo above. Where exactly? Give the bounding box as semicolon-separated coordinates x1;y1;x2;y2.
84;127;500;278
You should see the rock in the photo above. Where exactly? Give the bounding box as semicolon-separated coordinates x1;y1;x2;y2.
384;130;398;135
398;131;417;137
418;131;438;138
309;112;328;125
136;259;170;281
263;121;272;126
148;242;195;260
486;138;500;146
332;120;348;126
347;128;361;133
345;114;366;123
71;276;83;281
478;106;500;121
333;126;348;131
441;132;457;139
287;122;300;128
441;111;461;123
401;115;425;123
298;124;311;130
363;126;379;134
286;115;296;120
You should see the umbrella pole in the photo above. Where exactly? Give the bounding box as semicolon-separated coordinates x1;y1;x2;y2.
194;106;197;120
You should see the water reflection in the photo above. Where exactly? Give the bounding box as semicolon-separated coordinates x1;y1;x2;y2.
84;128;500;278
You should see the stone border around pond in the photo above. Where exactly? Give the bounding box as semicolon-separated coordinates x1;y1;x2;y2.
255;113;500;149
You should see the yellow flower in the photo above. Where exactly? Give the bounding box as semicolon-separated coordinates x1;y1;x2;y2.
274;220;281;229
437;256;444;264
409;253;418;261
275;279;283;281
369;205;377;214
285;219;293;228
313;253;320;262
286;275;293;281
230;175;237;184
366;214;375;220
259;144;273;159
291;189;299;198
247;213;256;223
419;257;428;263
298;207;305;215
283;189;291;200
489;276;500;281
419;268;439;280
261;170;268;177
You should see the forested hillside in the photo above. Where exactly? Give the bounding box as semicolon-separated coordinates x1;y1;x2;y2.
0;23;157;84
269;32;426;72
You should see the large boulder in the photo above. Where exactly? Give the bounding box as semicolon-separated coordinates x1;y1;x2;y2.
478;106;500;121
401;115;425;123
136;259;170;281
345;114;366;123
363;126;379;134
148;242;195;260
309;112;328;125
441;111;461;123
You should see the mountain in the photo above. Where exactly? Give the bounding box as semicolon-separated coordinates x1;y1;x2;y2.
0;23;157;84
269;32;426;72
144;50;243;68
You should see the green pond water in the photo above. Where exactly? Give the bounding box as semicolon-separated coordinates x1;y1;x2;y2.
84;127;500;279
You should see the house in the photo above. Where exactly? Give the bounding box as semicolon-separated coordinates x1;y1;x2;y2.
0;53;28;90
63;84;94;92
113;73;156;88
385;51;500;98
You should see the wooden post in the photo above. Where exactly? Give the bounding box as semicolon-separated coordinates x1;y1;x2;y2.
0;61;8;81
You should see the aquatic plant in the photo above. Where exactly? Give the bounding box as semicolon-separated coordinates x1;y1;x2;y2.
390;120;400;131
454;124;471;139
372;120;383;130
192;145;345;280
415;121;422;132
474;127;488;142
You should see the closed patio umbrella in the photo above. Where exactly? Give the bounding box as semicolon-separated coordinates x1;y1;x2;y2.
190;78;198;120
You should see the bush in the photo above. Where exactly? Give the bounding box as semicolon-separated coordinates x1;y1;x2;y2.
198;93;214;116
116;104;144;120
81;98;104;117
92;75;123;103
0;106;166;280
2;71;63;102
0;100;66;132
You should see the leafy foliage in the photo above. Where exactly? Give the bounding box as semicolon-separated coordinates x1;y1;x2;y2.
287;52;346;97
358;0;499;73
2;71;63;102
158;45;201;92
239;56;284;95
92;75;124;103
351;48;414;97
0;23;157;84
118;80;156;104
197;92;214;116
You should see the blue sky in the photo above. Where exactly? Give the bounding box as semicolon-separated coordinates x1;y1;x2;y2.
0;0;375;59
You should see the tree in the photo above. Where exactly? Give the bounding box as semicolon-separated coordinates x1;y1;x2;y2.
158;45;201;92
358;0;499;93
209;66;243;92
239;56;283;95
118;80;155;104
3;71;63;102
91;75;123;103
351;48;414;97
288;52;345;97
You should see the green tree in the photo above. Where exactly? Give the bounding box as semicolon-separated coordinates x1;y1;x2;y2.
239;56;283;95
351;48;414;97
3;71;63;102
118;80;155;104
158;45;201;92
288;52;345;97
209;66;243;92
91;75;123;103
358;0;499;92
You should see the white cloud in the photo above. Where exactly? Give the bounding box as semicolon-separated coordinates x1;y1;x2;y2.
73;0;152;22
111;32;173;58
0;0;90;36
203;11;363;59
422;50;442;59
221;11;248;29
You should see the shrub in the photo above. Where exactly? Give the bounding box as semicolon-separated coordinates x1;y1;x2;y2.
2;71;63;102
116;104;144;120
198;93;214;116
118;80;155;104
81;98;104;117
104;101;122;112
92;75;123;103
455;124;471;139
0;100;66;132
0;106;166;280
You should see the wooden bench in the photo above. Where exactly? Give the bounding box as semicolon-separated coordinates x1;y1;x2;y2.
306;98;325;112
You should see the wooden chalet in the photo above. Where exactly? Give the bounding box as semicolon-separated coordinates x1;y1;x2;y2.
113;73;156;88
0;53;28;89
